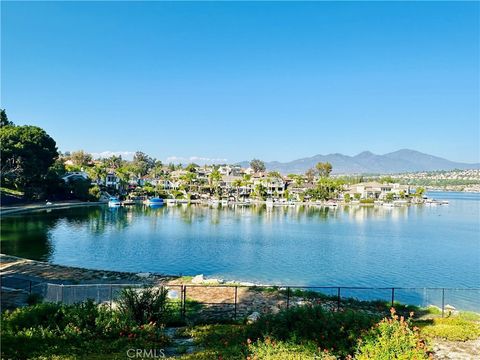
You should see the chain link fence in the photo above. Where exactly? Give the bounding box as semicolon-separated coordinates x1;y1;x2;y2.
33;283;480;322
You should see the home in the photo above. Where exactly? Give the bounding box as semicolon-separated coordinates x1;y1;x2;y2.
344;182;411;200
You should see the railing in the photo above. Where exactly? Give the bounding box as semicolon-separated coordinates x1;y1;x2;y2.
29;282;480;321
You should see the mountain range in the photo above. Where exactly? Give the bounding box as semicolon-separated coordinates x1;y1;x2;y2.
237;149;479;174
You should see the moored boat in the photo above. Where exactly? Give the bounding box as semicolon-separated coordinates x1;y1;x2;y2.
108;197;121;207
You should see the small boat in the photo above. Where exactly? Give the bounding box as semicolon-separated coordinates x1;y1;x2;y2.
266;199;274;207
393;200;408;206
383;202;394;208
166;199;177;206
122;199;135;206
108;197;121;207
145;197;164;206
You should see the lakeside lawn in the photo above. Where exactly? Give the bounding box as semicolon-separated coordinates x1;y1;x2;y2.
2;287;479;360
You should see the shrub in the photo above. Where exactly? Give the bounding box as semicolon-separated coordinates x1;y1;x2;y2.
88;185;101;201
27;293;43;306
247;337;336;360
2;303;64;332
117;286;170;326
356;308;429;360
247;304;378;357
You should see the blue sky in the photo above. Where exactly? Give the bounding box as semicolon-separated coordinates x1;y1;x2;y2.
2;1;479;164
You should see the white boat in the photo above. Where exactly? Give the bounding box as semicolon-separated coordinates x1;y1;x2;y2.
326;201;338;207
265;199;274;207
393;200;408;206
108;197;121;207
166;199;176;206
383;202;394;208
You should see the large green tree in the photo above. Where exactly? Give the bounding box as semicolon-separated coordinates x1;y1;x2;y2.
1;125;58;198
0;109;13;127
315;162;333;178
68;150;93;168
132;151;154;177
250;159;266;173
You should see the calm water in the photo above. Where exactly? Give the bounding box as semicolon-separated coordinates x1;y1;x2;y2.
2;192;479;308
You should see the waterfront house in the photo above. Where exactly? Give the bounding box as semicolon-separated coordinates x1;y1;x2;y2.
344;182;411;200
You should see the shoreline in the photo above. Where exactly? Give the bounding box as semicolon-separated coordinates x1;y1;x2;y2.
1;189;475;217
0;253;178;285
0;200;107;216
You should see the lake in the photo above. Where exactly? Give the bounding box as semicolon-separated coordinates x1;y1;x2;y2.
2;192;479;309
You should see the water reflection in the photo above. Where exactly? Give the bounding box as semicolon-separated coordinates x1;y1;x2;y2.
0;203;432;261
1;193;478;305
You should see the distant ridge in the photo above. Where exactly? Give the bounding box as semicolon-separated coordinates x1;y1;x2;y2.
237;149;480;174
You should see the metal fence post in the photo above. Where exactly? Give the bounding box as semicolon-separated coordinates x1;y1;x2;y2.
109;284;113;309
61;284;64;303
391;288;395;308
182;285;187;320
286;287;290;309
337;287;341;311
234;286;238;320
442;288;445;318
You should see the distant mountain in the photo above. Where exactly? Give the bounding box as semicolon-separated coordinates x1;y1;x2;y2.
237;149;480;174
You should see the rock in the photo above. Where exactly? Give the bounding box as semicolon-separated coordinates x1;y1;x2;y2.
444;304;456;311
270;306;280;314
136;272;151;278
191;274;204;284
202;278;222;285
247;311;261;324
167;290;179;299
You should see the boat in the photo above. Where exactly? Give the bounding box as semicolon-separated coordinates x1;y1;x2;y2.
383;202;394;208
326;200;338;207
265;199;274;207
166;198;177;206
108;197;121;207
145;197;164;207
393;200;408;206
122;199;135;206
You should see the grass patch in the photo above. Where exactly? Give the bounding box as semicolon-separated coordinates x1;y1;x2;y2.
417;314;480;341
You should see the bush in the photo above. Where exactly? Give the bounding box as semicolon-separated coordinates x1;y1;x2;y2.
247;337;336;360
117;286;171;326
88;185;101;201
1;300;170;359
356;308;429;360
247;304;378;357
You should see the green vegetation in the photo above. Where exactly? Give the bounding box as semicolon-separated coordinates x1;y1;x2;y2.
3;291;479;360
1;299;170;360
417;313;480;341
250;159;266;173
316;161;333;178
356;308;429;359
0;119;58;199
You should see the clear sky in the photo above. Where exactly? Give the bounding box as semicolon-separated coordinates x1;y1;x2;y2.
2;1;479;164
